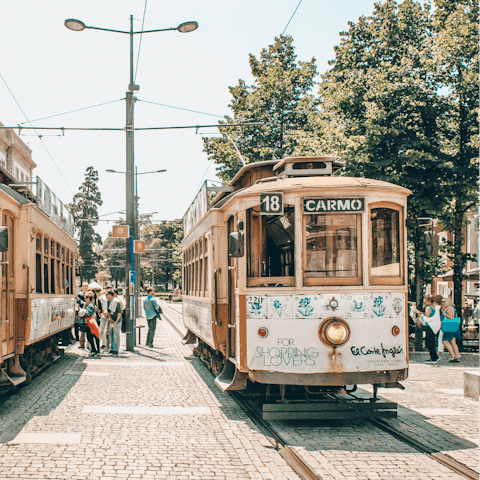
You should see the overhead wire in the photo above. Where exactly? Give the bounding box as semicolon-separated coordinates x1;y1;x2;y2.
0;72;74;194
137;99;224;118
134;0;148;83
282;0;303;35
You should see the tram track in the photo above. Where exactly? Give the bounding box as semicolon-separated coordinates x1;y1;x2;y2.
162;303;478;480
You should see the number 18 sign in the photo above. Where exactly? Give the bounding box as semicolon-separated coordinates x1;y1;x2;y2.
260;192;284;215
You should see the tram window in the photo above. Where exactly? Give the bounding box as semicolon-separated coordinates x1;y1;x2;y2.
247;206;295;284
43;237;49;254
44;256;49;293
50;240;54;256
36;253;42;293
36;233;41;252
305;214;360;280
50;259;55;293
371;208;401;277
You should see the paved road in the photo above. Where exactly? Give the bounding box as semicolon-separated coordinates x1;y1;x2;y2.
0;301;477;480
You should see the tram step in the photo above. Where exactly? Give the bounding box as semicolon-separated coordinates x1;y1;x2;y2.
0;369;26;387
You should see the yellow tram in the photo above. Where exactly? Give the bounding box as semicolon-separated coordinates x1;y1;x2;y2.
181;156;410;412
0;175;76;387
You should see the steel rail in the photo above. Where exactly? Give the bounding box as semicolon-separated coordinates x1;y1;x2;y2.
370;418;479;480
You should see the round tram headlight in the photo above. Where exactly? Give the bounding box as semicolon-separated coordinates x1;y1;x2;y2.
258;327;269;338
392;325;401;337
326;323;348;344
318;317;351;348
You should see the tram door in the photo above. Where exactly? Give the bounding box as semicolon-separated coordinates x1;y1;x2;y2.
227;217;236;358
1;213;15;358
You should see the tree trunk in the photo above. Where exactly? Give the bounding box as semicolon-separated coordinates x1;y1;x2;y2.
414;230;425;352
453;202;464;321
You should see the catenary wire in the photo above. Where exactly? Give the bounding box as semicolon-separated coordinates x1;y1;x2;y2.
134;0;148;83
0;72;74;194
282;0;303;35
137;99;224;118
18;99;125;125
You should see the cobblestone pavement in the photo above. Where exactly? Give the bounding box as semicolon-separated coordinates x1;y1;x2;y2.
162;302;478;480
0;313;300;480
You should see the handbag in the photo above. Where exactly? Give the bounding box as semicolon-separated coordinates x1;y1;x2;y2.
86;316;100;338
423;306;441;334
442;316;461;333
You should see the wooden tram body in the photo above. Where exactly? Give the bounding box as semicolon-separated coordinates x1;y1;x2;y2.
181;157;410;402
0;182;76;387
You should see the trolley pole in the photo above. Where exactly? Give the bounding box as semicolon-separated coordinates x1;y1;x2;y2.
125;14;137;352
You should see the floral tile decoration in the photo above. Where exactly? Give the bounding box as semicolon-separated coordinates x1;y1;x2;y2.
345;294;370;319
293;295;321;318
267;295;293;319
246;295;267;319
369;293;390;319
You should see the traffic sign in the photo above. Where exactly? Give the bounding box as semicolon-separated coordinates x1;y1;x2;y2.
134;240;145;253
112;225;129;238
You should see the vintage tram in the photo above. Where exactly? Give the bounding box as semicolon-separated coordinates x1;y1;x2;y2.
0;166;76;387
181;156;410;412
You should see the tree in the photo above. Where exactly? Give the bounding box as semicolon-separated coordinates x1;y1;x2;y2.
101;219;127;288
203;35;320;183
319;0;447;305
67;166;103;282
433;0;479;317
140;220;183;291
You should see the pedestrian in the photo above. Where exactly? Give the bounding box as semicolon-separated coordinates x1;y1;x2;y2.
441;298;462;362
84;291;100;356
143;287;162;348
98;288;111;351
168;292;172;302
74;281;89;348
415;294;442;364
106;289;122;355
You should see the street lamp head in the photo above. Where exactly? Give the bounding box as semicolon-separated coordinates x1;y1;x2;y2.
65;19;87;31
156;169;167;173
177;21;198;33
106;169;116;173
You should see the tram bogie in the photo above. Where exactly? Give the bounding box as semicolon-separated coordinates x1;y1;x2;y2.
181;156;410;404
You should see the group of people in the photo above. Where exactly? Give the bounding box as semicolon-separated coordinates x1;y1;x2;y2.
74;283;163;354
74;282;125;356
411;294;462;364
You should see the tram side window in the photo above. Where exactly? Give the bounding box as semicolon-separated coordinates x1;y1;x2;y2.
371;208;401;277
36;233;42;293
305;214;360;279
247;206;295;283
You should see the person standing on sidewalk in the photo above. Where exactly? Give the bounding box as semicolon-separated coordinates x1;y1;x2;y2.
98;288;111;351
106;289;122;355
74;281;89;348
415;294;442;364
84;292;100;356
441;298;462;362
143;287;162;348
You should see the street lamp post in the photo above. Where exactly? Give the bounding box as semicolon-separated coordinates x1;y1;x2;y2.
66;16;197;351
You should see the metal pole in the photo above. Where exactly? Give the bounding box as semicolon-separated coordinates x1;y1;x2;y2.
125;14;136;351
134;166;140;344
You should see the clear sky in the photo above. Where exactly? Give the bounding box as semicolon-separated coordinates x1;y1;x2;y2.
0;0;383;240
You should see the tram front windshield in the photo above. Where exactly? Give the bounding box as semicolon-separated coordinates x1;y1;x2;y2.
305;214;359;277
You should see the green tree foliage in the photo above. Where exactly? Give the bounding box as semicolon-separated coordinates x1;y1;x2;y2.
203;35;320;183
101;219;127;288
319;0;478;309
66;166;103;282
140;219;183;291
433;0;479;316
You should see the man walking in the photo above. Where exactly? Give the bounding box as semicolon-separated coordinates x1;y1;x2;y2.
74;281;89;349
143;287;162;348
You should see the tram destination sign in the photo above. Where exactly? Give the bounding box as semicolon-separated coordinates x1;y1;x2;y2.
303;197;364;213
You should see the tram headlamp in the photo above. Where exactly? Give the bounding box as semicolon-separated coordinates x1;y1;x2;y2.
326;323;348;344
318;317;351;348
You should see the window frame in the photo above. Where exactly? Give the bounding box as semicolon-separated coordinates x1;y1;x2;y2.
368;202;405;286
303;212;363;286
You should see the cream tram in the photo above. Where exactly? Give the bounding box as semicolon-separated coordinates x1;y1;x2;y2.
0;177;76;387
181;157;410;412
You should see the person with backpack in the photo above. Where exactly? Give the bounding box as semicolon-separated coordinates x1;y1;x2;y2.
143;287;162;348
